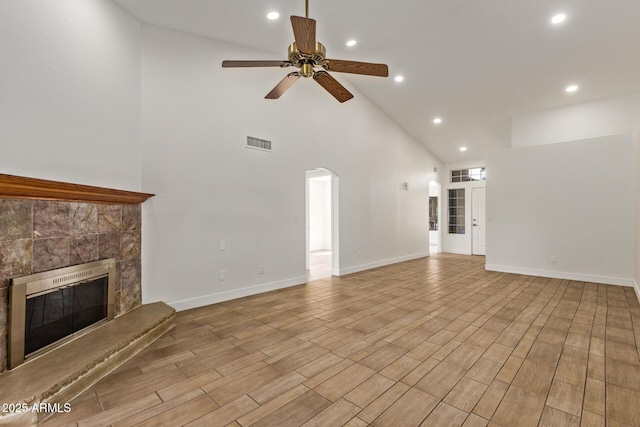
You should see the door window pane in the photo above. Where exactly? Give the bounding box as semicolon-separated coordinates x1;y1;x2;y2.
448;189;465;234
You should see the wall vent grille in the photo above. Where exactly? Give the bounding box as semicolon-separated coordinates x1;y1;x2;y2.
246;136;272;152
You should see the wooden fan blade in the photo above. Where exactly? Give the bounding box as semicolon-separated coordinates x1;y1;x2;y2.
290;16;316;55
313;71;354;103
265;72;301;99
324;59;389;77
222;60;291;68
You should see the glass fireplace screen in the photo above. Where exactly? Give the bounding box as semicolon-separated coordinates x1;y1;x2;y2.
25;276;108;356
8;258;115;369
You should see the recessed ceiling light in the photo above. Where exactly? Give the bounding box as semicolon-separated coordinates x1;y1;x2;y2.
459;147;467;152
266;11;280;20
551;13;566;24
394;75;404;82
346;40;357;47
565;84;579;93
433;117;442;124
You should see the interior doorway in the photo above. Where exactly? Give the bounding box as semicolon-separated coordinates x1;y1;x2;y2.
306;169;339;280
428;181;441;254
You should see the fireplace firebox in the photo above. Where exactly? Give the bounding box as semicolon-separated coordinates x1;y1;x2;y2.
8;259;116;369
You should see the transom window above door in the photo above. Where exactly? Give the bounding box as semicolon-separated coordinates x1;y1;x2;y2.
451;167;486;183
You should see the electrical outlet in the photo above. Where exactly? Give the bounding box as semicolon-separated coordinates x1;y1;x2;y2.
220;240;226;251
550;256;557;263
219;271;225;280
357;251;361;259
258;265;264;274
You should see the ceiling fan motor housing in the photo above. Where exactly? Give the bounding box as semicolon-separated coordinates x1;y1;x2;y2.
288;42;326;77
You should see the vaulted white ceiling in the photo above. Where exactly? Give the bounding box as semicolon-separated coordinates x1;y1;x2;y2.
114;0;640;163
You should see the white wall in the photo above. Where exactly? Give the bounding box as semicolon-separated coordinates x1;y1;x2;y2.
512;92;640;149
140;25;441;310
428;182;440;198
0;0;141;190
486;134;635;286
441;160;486;255
309;177;331;251
635;116;640;298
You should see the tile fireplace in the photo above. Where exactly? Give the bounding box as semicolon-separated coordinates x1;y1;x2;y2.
0;174;154;373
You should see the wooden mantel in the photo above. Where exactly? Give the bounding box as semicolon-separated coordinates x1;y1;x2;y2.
0;174;154;205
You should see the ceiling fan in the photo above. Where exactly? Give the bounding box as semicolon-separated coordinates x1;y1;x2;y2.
221;0;389;103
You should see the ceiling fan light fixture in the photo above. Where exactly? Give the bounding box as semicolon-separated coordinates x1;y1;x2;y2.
267;11;280;20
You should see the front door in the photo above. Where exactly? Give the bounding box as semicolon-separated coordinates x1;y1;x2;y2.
472;187;486;255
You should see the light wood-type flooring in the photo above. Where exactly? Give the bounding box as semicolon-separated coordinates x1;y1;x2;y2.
308;250;332;281
41;254;640;427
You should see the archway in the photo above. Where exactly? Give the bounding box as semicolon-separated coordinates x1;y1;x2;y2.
429;180;441;254
306;168;340;279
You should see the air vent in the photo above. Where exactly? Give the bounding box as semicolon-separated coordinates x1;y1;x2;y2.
246;136;272;152
53;270;94;285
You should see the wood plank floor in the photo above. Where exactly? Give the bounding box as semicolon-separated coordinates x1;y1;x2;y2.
308;250;332;281
41;254;640;427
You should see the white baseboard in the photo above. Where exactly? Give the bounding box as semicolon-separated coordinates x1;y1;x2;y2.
485;264;635;287
167;276;308;312
339;252;430;276
634;279;640;302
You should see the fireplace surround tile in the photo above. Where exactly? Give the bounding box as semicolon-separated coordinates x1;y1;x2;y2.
0;289;5;372
122;204;140;231
98;232;121;260
0;288;6;326
0;200;32;241
121;231;141;261
0;239;33;286
70;234;99;265
118;257;141;292
33;200;70;239
117;258;141;317
121;283;142;314
70;203;98;235
98;205;122;234
0;326;5;372
33;237;70;273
